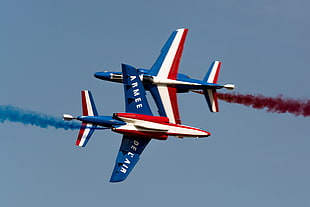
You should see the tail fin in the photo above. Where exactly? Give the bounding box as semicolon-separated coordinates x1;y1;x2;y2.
81;90;98;116
76;90;98;147
203;61;221;112
203;61;221;83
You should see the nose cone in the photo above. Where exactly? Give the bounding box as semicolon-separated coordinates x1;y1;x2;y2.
203;131;211;137
195;129;211;138
94;71;123;83
94;71;111;80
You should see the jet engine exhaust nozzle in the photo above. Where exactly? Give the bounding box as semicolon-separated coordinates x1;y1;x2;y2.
63;114;76;121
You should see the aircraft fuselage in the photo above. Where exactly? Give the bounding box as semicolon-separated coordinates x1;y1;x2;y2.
77;112;210;140
94;70;225;93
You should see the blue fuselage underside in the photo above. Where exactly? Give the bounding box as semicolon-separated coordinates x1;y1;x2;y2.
77;116;125;127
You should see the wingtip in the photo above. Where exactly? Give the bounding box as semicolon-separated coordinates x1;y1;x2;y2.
176;27;188;30
109;175;126;183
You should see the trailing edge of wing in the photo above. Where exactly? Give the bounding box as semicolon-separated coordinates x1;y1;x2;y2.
149;28;188;80
110;136;151;182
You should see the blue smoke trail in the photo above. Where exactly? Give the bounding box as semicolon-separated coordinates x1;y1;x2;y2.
0;105;80;130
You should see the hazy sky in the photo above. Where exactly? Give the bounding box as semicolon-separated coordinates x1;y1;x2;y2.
1;1;310;206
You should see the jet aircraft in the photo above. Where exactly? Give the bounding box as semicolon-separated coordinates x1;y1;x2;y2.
94;28;235;125
64;64;210;182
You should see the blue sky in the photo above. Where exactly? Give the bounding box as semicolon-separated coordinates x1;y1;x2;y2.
1;0;310;206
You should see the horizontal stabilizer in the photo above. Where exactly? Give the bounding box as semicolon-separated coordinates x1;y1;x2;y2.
76;122;97;147
203;89;219;112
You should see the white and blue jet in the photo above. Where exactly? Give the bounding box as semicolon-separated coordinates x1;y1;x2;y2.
94;28;235;125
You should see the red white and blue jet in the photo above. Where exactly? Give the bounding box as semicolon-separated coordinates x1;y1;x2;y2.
64;64;210;182
94;28;235;125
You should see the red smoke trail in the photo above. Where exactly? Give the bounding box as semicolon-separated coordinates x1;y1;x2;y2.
193;91;310;117
218;92;310;117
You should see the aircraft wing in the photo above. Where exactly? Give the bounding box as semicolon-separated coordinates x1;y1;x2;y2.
110;135;151;182
149;28;188;80
122;63;153;116
110;64;153;182
149;85;181;124
145;29;188;124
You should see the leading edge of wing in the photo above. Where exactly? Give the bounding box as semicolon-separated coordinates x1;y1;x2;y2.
149;28;188;80
110;136;151;182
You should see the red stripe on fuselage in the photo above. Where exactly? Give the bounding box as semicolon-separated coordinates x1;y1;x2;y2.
115;113;169;123
116;112;208;134
113;127;209;139
161;122;210;135
114;112;210;137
